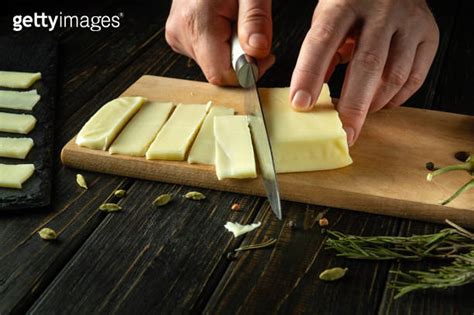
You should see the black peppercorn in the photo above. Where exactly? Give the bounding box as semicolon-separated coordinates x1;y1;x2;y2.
454;151;470;162
425;162;435;171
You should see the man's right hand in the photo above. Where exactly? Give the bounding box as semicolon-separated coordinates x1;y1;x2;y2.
165;0;275;86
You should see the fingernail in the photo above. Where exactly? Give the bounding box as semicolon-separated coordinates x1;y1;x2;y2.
292;90;312;110
249;33;269;50
344;127;355;146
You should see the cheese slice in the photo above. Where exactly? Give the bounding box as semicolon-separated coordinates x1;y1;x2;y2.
188;106;234;165
0;90;41;111
260;85;352;173
0;71;42;89
0;137;34;159
109;101;174;156
76;96;146;150
0;112;36;134
146;103;210;160
214;115;256;180
0;164;35;189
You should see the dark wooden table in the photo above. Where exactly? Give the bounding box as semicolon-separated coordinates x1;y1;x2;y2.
1;1;473;314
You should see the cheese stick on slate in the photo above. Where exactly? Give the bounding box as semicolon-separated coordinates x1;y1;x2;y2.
0;71;41;89
0;90;40;111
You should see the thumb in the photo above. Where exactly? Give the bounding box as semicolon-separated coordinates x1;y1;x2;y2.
238;0;272;58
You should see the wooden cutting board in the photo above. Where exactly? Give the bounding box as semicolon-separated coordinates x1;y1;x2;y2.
61;75;474;226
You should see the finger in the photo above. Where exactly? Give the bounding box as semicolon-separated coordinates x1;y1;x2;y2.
290;3;356;111
369;31;417;112
194;20;238;86
387;39;439;107
337;26;393;146
257;54;276;79
238;0;272;58
165;17;195;59
325;39;355;82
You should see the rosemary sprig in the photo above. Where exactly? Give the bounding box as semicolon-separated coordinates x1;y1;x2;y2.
325;220;474;298
389;250;474;298
325;227;472;260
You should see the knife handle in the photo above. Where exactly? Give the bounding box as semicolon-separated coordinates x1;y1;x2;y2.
231;31;259;88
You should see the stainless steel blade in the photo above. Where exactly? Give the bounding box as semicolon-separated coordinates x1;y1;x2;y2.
243;69;282;220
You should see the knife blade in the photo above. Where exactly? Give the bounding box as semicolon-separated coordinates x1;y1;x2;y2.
231;32;282;220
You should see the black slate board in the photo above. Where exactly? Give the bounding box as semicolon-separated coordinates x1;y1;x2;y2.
0;36;57;210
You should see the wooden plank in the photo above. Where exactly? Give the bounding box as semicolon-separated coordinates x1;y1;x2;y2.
62;75;474;226
0;171;127;314
28;181;262;313
204;203;399;314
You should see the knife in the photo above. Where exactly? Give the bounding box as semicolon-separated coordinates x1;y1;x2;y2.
231;32;282;220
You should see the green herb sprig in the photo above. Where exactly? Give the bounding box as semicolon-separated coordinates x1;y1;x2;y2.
325;220;474;298
427;154;474;205
389;251;474;298
326;220;473;261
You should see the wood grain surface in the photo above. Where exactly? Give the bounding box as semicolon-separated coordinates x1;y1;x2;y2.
62;75;474;226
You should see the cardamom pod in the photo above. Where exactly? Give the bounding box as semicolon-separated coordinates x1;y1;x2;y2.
153;194;172;207
184;191;206;200
38;227;57;240
319;267;348;281
76;174;88;189
114;189;126;198
99;203;122;212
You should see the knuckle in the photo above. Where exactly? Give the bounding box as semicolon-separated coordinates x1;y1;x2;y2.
429;23;440;43
294;66;325;83
387;100;401;108
405;73;425;90
165;22;178;46
354;50;384;72
307;23;336;45
206;72;226;86
385;68;409;87
179;7;199;39
340;103;367;120
244;7;271;24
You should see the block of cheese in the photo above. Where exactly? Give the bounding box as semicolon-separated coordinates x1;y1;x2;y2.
76;96;146;150
214;115;256;180
260;85;352;173
146;103;210;160
0;90;41;111
188;106;234;165
0;71;42;89
0;112;37;134
109;101;174;156
0;163;35;189
0;137;34;159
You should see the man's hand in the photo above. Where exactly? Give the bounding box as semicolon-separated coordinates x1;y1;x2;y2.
165;0;275;86
290;0;439;146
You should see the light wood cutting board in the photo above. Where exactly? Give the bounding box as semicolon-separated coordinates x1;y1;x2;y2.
61;75;474;226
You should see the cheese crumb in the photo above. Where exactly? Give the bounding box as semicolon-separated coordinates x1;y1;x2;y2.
224;221;261;237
